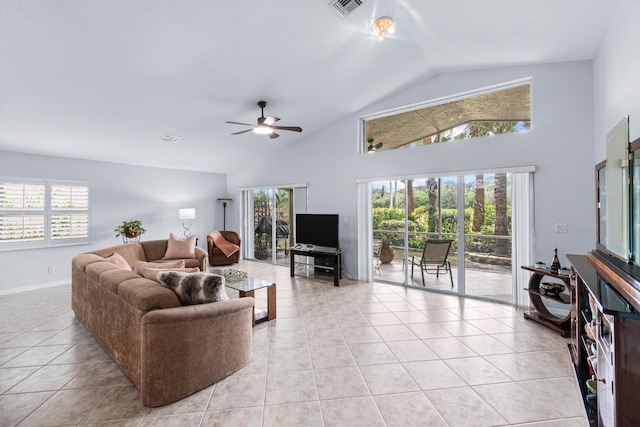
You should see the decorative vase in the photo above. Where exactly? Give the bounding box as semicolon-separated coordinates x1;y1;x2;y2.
550;247;561;273
380;242;395;264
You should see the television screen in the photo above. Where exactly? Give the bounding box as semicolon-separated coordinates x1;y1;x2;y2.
295;214;339;248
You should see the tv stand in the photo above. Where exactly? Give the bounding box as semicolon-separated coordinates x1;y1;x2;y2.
289;246;342;286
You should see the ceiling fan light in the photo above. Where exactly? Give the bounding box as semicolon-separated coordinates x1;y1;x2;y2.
372;16;394;41
253;125;273;134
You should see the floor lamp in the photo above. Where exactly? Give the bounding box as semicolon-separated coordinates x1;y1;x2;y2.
217;198;232;230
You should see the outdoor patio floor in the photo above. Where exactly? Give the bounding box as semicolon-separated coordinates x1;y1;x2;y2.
376;260;514;303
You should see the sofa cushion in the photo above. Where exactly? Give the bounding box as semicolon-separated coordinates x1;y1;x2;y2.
140;267;199;282
105;252;132;271
86;261;121;283
133;259;185;275
183;258;203;270
163;233;197;259
91;243;147;267
99;268;142;293
157;272;229;305
117;278;182;311
72;253;107;271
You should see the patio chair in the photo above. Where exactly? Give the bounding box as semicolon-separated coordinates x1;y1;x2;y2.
373;239;382;275
410;239;454;287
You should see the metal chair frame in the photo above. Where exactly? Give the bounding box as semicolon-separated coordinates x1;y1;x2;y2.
410;239;454;287
373;239;382;276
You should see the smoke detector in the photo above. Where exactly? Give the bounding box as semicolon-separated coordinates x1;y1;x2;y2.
329;0;364;18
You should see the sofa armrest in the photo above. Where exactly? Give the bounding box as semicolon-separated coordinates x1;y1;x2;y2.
194;246;208;271
139;297;254;407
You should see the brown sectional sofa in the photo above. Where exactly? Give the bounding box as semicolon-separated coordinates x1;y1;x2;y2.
71;239;254;407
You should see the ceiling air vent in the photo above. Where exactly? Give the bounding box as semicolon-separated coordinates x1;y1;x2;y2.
329;0;364;18
159;134;182;143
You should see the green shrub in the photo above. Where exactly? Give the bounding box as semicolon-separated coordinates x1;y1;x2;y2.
375;219;418;246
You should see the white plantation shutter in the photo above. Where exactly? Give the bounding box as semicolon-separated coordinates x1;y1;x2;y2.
50;185;90;240
0;179;91;250
0;182;46;244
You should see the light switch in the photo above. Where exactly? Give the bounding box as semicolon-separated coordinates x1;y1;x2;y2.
555;223;568;233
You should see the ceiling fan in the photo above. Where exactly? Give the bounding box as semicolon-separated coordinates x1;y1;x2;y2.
367;138;383;152
225;101;302;139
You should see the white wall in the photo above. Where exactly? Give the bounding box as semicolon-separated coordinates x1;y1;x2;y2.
2;56;606;291
228;61;597;278
593;0;640;159
0;151;227;293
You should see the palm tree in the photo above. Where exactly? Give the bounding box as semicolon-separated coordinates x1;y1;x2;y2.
466;121;517;254
426;178;439;234
473;175;485;232
494;173;509;255
407;180;415;214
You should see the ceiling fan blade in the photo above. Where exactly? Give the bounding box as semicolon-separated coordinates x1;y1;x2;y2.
269;132;280;139
270;125;302;132
264;116;280;125
225;121;256;127
230;129;254;135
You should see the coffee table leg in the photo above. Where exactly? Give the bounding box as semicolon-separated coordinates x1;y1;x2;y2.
267;283;276;321
239;290;256;327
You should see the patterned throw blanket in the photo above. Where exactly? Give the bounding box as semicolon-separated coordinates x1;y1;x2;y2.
209;231;240;258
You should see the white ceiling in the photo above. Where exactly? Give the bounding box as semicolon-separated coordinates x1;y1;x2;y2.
0;0;618;174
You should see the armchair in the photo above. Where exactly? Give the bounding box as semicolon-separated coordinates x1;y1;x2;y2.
207;230;241;266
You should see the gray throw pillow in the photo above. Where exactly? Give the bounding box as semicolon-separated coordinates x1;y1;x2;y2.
157;271;229;305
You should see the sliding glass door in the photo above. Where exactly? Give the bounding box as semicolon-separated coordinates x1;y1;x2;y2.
252;188;274;262
462;173;513;303
368;170;526;305
241;185;306;266
372;180;407;283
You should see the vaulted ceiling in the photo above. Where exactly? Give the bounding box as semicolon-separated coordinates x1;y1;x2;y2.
0;0;619;173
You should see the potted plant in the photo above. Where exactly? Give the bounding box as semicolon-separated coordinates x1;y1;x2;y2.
254;233;272;260
114;220;146;243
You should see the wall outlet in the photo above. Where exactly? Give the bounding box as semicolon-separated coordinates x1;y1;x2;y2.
554;223;568;233
48;266;55;273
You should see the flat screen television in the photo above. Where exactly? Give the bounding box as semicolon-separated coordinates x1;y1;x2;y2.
295;214;339;249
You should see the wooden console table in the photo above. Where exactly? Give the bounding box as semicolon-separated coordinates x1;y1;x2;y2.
521;265;573;337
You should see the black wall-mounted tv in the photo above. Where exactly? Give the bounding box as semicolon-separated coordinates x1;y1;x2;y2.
295;214;339;249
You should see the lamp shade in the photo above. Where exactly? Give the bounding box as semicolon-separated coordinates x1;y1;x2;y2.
178;208;196;220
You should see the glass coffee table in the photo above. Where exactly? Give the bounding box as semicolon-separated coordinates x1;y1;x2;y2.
224;277;276;326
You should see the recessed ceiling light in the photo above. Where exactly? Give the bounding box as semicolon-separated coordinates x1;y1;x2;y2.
159;134;182;143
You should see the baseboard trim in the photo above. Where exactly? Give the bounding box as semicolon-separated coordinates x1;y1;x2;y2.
0;280;71;295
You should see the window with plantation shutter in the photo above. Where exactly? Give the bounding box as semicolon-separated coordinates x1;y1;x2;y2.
50;185;90;240
0;179;91;251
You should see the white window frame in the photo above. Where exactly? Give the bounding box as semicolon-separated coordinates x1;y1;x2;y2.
356;166;534;307
238;183;307;264
0;178;92;251
358;77;532;154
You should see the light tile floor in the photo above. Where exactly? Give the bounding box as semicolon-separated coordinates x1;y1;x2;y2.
0;260;587;426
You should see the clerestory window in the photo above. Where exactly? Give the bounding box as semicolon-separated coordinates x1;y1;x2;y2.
362;80;531;153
